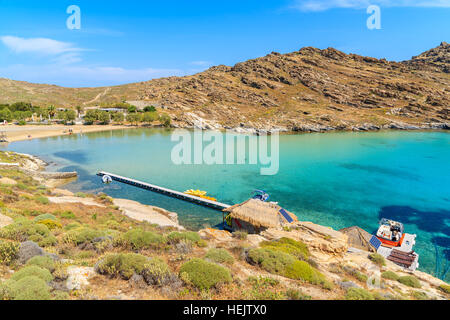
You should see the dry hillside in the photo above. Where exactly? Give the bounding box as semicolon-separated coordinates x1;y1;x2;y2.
1;42;449;131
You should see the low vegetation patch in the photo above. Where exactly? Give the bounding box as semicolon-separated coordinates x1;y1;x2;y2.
368;253;386;266
247;248;330;288
397;276;421;288
0;241;19;265
115;228;165;250
345;288;374;300
232;231;248;240
204;248;234;264
244;276;285;300
260;237;309;261
0;218;56;247
26;256;56;272
11;266;54;283
285;288;312;300
96;253;149;280
2;276;51;300
412;291;428;300
382;271;400;281
179;258;232;290
167;231;201;244
63;227;104;245
438;284;450;294
141;258;174;286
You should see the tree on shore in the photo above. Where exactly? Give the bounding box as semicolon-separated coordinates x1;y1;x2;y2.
159;113;171;127
142;111;159;125
112;112;125;124
126;113;141;126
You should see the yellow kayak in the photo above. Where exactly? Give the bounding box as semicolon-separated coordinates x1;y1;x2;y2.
184;189;217;202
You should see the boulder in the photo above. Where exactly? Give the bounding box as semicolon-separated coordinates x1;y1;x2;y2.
198;228;233;242
17;241;45;264
129;274;147;289
66;266;95;290
0;213;13;228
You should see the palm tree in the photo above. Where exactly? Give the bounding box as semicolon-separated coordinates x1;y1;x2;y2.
76;106;83;118
47;105;56;119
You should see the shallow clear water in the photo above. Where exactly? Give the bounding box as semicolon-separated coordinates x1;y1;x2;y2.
2;128;449;280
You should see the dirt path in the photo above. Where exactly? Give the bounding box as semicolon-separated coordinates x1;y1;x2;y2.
85;87;111;105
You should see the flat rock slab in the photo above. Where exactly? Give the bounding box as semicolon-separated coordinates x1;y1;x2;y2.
48;196;106;208
0;213;13;228
66;266;95;291
199;228;233;242
113;198;184;230
0;177;18;186
51;188;75;197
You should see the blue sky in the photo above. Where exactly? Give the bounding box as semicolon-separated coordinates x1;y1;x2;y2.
0;0;449;87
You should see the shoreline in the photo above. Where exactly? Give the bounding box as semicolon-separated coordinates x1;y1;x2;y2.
1;124;130;143
1;122;449;144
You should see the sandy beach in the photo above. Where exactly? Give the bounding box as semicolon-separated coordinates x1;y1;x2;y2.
0;124;129;143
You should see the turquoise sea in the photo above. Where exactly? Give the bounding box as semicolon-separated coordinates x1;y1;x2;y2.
2;129;449;281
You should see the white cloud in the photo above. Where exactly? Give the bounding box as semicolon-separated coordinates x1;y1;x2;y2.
190;60;213;67
0;63;185;87
292;0;450;11
0;36;186;86
0;36;84;55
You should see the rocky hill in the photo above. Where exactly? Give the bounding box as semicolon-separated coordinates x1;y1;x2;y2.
1;43;449;132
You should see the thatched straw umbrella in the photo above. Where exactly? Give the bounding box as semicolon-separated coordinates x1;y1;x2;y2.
223;199;298;233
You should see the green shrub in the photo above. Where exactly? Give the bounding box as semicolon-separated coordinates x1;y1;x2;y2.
284;260;328;287
0;219;51;242
233;231;248;240
37;219;62;230
248;248;328;286
353;270;368;283
412;291;428;300
38;235;58;247
7;276;51;300
382;271;400;281
34;214;57;222
260;237;309;260
345;288;374;300
167;231;201;244
0;241;19;265
63;227;104;245
116;228;165;250
64;222;81;231
26;256;56;272
141;258;173;286
179;258;232;290
75;192;87;198
244;276;284;300
60;211;76;219
205;248;234;264
96;253;148;280
285;289;312;300
247;248;296;275
34;196;49;205
369;253;386;266
11;266;53;283
52;290;70;300
439;284;450;294
0;281;12;300
398;276;421;288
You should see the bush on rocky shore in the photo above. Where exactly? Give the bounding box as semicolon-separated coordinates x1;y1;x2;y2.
179;258;232;290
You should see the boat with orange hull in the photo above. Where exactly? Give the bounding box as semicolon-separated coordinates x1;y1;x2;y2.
376;218;405;247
